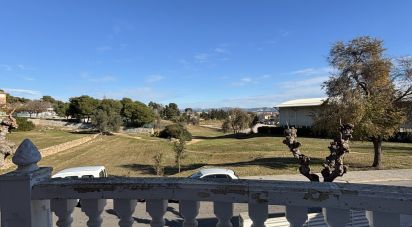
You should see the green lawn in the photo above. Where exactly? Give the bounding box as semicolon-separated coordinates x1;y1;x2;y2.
5;126;412;177
6;129;90;149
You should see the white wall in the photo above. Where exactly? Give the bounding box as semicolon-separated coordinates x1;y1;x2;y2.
279;106;320;128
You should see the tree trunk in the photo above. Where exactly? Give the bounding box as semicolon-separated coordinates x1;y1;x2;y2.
372;137;383;168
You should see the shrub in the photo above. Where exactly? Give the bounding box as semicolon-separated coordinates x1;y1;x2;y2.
158;124;192;141
152;151;164;176
14;117;36;131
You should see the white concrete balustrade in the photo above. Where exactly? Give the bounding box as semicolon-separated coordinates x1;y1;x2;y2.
1;139;412;227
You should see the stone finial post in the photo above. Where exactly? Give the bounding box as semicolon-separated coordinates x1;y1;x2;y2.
0;139;52;227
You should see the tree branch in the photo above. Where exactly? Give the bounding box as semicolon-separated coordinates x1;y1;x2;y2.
283;122;354;182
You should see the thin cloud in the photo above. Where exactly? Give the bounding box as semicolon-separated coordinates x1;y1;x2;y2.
21;76;35;81
2;88;42;98
194;53;209;62
214;48;230;54
146;75;164;83
231;75;271;86
279;76;329;88
231;77;256;86
290;67;334;76
0;64;12;71
96;45;112;52
88;75;116;83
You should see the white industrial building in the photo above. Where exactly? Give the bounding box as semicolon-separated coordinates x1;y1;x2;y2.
277;98;325;128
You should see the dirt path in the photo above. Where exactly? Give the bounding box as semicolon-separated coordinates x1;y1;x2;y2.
113;132;159;142
186;139;204;145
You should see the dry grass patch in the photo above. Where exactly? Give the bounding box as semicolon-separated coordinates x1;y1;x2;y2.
6;129;90;149
7;126;411;178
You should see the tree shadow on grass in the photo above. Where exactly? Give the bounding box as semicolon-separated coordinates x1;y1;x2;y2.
381;146;412;152
119;163;206;176
212;157;324;169
193;133;278;140
69;130;100;135
120;157;324;176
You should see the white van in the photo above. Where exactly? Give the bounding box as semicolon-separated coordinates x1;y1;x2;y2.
52;166;107;179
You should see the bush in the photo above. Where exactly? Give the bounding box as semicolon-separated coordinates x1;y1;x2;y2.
257;126;322;137
158;124;192;141
14;117;36;131
389;132;412;143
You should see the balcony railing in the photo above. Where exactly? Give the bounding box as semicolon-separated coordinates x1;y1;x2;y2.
1;139;412;227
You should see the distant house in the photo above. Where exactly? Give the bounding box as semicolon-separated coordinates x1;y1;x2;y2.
276;98;325;128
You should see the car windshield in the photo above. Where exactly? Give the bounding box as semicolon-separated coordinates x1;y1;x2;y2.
189;172;202;179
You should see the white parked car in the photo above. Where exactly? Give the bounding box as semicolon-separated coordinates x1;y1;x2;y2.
189;168;239;179
52;166;107;179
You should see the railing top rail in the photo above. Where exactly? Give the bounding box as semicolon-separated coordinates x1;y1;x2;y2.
32;176;412;214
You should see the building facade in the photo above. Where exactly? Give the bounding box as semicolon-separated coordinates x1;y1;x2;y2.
277;98;325;128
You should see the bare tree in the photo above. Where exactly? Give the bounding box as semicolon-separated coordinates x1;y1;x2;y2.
173;138;186;173
283;121;354;182
152;151;164;176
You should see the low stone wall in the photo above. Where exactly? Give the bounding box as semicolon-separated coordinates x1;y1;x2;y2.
28;119;91;129
123;127;154;134
1;134;99;170
40;134;99;157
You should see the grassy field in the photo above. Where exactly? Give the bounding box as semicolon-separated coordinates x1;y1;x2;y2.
6;129;90;149
4;125;412;177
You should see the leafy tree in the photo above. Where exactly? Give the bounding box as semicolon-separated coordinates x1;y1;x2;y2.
41;95;57;104
91;99;122;133
163;103;180;120
68;95;99;122
224;108;251;134
132;101;155;126
54;101;69;118
121;98;155;126
148;101;163;115
120;98;135;124
318;36;410;168
221;120;230;133
5;94;29;105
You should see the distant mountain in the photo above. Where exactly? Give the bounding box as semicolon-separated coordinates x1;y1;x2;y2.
189;107;278;113
245;107;278;113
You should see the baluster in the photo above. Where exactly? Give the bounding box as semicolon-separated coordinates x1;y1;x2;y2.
322;208;350;227
81;199;107;227
51;199;77;227
214;202;233;227
248;202;268;227
285;206;308;227
366;210;400;227
146;199;167;227
179;200;200;227
114;199;137;227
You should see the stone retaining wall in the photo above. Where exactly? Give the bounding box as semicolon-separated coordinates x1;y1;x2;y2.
123;127;154;134
28;119;91;129
1;134;99;170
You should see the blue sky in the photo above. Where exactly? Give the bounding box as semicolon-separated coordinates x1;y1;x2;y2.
1;1;411;108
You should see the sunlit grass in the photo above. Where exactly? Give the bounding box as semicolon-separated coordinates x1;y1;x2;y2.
5;125;412;177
